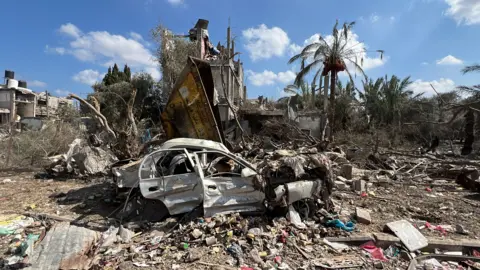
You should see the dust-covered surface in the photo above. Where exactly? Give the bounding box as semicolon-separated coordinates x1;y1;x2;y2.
1;165;480;269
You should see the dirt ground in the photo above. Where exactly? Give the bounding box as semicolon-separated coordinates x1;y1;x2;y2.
1;170;480;269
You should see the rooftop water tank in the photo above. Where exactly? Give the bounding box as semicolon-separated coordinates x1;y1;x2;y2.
18;80;27;88
4;70;14;79
7;79;18;89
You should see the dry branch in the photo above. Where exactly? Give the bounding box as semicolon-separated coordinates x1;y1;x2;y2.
68;93;117;139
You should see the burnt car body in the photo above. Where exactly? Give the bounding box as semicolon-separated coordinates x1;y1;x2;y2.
112;138;331;217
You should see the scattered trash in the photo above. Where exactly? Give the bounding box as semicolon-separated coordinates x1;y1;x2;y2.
326;219;355;232
361;241;388;261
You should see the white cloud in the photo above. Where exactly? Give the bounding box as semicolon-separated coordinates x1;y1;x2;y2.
166;0;183;5
129;32;143;41
444;0;480;25
47;23;160;80
58;23;82;38
276;71;297;84
55;89;70;96
436;54;464;65
129;32;151;46
242;24;290;61
246;70;296;86
408;78;455;96
45;45;66;55
30;80;47;88
370;13;380;23
288;43;302;56
72;69;103;85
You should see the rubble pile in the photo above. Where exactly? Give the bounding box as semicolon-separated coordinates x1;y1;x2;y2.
45;138;118;177
6;118;480;269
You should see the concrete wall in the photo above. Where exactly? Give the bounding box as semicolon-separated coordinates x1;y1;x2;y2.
0;90;11;109
297;114;322;138
0;90;15;122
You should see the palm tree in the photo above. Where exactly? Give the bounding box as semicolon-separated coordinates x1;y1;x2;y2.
284;79;312;106
357;77;384;127
335;80;356;130
382;75;417;127
458;64;480;155
288;20;383;141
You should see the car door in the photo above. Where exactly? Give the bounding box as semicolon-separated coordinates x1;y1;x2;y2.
193;150;265;217
139;148;203;215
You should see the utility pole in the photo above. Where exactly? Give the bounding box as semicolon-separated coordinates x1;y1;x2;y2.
45;90;49;118
225;18;231;122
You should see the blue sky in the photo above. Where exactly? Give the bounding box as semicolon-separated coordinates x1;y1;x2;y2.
1;0;479;99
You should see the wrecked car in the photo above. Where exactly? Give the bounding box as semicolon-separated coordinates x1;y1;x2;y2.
112;138;332;218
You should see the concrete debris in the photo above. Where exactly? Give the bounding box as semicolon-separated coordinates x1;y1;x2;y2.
45;138;118;177
341;164;353;180
356;207;372;225
386;220;428;252
353;179;366;192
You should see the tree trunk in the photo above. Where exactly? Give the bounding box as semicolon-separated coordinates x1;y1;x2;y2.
127;88;138;137
461;110;474;155
68;94;117;139
328;72;337;141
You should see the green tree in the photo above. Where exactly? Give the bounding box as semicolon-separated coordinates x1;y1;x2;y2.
382;75;416;126
335;80;356;130
102;63;131;86
284;77;312;106
288;20;384;140
357;77;384;127
124;64;132;82
457;64;480;155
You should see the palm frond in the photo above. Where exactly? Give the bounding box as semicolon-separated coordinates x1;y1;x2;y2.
462;64;480;74
294;59;323;86
288;53;303;64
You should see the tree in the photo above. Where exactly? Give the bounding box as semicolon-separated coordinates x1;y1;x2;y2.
124;65;132;82
284;77;311;106
335;80;356;130
288;20;384;141
357;77;383;128
152;25;198;100
382;75;416;126
457;64;480;155
102;63;131;86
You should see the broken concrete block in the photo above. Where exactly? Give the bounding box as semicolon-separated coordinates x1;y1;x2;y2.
336;176;347;182
205;236;217;246
352;180;366;192
341;164;353;180
184;248;201;263
191;228;203;239
335;181;347;190
356;207;372;225
385;220;428;252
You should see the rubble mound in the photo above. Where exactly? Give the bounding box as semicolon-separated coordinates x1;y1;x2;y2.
45;138;118;177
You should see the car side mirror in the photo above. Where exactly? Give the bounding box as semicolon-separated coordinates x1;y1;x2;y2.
241;167;257;178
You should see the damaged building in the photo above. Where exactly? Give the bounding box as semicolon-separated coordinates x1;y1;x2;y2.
0;70;74;127
188;19;247;127
0;70;37;125
36;91;74;118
